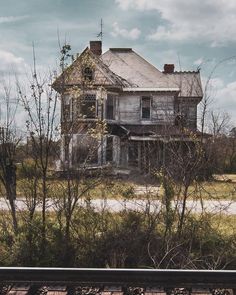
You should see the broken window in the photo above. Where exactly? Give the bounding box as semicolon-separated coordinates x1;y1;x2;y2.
80;93;96;118
83;67;93;81
106;94;116;120
141;96;151;119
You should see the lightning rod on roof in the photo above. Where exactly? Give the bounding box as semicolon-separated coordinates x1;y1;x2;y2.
97;18;103;42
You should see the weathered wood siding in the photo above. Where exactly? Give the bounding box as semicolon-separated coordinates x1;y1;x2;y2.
118;93;175;124
178;97;198;129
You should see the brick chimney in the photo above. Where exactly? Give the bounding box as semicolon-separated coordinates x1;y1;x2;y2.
163;64;175;73
90;41;102;55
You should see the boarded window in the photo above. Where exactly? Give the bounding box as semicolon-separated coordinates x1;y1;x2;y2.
106;94;116;120
80;94;96;118
142;97;151;119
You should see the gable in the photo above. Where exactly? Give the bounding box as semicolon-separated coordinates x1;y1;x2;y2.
53;48;129;93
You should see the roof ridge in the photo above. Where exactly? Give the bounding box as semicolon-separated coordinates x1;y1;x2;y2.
167;70;200;74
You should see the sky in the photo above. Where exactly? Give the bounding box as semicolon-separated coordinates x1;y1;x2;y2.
0;0;236;128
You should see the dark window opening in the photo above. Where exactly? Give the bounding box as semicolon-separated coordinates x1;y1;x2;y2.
128;143;138;166
64;135;71;163
83;67;93;81
80;94;96;118
142;97;151;119
63;105;70;121
106;95;116;120
106;136;113;162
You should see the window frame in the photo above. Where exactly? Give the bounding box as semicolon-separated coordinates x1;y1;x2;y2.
83;67;93;81
141;96;151;120
106;94;117;120
79;93;97;119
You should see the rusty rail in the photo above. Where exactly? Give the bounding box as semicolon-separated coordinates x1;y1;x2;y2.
0;268;236;288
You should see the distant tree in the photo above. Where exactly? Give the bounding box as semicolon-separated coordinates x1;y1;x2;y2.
0;77;20;234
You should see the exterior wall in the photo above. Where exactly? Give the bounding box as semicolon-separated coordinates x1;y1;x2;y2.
178;97;198;129
61;91;181;127
118;93;175;125
60;89;199;170
152;94;175;124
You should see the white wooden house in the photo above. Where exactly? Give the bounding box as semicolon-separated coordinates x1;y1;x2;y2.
53;41;203;173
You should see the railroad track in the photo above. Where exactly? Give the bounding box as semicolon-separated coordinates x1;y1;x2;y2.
0;268;235;295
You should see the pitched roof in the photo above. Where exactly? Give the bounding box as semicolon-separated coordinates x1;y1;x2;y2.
164;72;203;97
102;48;202;98
53;46;203;99
102;48;167;88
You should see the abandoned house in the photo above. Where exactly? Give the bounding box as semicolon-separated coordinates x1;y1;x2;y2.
53;41;203;173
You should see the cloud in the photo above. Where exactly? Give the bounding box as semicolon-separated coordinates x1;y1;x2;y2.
0;50;28;75
111;22;141;40
216;81;236;108
115;0;236;46
199;77;236;124
215;81;236;125
0;15;29;24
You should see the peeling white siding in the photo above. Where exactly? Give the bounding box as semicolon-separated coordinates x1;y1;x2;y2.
118;93;175;124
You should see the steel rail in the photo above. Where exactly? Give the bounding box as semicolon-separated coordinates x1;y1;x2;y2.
0;268;236;288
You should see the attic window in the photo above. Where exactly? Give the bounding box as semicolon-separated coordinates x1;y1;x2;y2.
83;67;93;81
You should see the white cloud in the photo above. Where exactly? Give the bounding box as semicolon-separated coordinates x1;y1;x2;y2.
0;15;28;24
214;81;236;125
216;81;236;108
111;22;141;40
0;50;28;75
115;0;236;45
199;77;236;124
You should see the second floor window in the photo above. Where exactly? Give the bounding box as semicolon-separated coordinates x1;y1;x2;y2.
106;94;116;120
80;94;96;118
141;96;151;120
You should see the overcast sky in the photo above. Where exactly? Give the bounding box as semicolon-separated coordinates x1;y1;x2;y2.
0;0;236;127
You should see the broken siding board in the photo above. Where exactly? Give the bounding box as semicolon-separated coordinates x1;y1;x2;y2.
152;94;174;123
119;94;140;122
119;93;175;124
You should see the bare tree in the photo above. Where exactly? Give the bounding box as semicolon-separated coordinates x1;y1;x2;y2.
17;47;59;252
0;76;20;234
